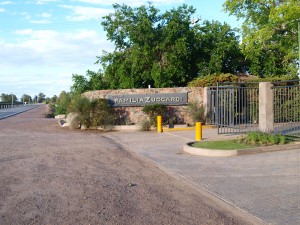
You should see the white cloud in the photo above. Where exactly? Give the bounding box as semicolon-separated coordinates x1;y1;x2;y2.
14;29;33;35
60;5;112;21
40;12;52;18
0;1;12;5
30;19;51;24
35;0;59;4
0;8;5;12
0;28;113;96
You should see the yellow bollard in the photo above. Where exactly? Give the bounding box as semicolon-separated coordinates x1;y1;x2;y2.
195;122;202;141
157;115;163;133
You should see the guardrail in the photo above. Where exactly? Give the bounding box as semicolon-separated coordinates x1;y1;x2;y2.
0;102;25;109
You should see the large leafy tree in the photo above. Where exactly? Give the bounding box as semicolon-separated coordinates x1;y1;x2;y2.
194;20;247;76
224;0;300;77
97;3;245;89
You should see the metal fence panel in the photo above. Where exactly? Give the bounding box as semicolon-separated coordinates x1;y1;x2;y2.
273;85;300;137
215;83;259;134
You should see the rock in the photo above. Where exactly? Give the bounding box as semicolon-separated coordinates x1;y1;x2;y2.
66;113;80;129
55;114;66;119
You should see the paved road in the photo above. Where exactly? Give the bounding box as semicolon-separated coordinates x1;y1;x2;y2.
105;129;300;225
0;104;38;120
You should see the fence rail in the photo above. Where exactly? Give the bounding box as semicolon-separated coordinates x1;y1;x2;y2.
273;85;300;136
0;102;23;109
208;81;300;137
214;83;259;134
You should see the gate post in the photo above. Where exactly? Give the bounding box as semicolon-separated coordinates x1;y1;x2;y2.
259;82;274;132
203;87;210;120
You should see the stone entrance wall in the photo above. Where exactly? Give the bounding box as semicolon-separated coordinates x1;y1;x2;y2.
83;87;204;125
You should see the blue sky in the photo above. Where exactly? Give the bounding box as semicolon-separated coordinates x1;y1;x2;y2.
0;0;241;99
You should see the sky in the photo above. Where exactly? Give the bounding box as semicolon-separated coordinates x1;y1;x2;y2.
0;0;241;100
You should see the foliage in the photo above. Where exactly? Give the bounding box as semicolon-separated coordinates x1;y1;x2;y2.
189;73;299;87
142;104;167;126
224;0;300;77
139;119;152;131
194;21;247;76
92;3;246;90
185;101;206;124
54;91;72;115
20;94;32;103
188;73;239;87
37;92;46;103
44;104;55;118
70;70;108;94
1;93;18;102
237;131;288;146
69;95;114;129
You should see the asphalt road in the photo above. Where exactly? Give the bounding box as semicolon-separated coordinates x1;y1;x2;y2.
0;104;38;120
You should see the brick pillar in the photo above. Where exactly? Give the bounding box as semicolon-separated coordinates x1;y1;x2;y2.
259;82;274;132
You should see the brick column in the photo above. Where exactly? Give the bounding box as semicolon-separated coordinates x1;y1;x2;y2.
259;82;274;132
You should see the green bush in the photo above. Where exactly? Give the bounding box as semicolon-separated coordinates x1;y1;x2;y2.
69;96;114;130
239;131;288;146
185;101;206;124
142;104;167;126
188;73;298;88
54;91;72;116
188;73;239;87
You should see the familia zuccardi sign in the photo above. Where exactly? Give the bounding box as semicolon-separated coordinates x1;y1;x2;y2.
108;93;188;107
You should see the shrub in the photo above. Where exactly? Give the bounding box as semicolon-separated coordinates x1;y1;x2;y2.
44;104;55;118
139;119;152;131
185;101;206;124
68;96;114;130
54;91;71;115
142;104;167;126
239;131;288;146
188;73;239;87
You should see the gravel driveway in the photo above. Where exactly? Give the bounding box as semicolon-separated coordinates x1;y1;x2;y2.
0;105;257;225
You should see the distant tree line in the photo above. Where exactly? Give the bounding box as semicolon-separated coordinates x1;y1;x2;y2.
0;92;47;104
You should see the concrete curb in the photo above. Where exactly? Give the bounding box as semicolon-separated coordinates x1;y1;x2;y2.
183;141;300;157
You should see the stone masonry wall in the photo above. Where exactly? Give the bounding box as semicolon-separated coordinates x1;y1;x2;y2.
83;87;204;125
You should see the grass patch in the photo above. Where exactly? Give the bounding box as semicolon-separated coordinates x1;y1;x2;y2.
192;132;299;151
192;140;253;150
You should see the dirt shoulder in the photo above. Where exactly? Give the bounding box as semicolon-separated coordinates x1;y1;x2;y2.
0;105;258;225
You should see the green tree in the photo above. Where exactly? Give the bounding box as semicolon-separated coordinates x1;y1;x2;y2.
224;0;300;77
70;70;108;94
55;91;71;115
37;92;46;103
194;20;247;76
98;3;246;89
20;94;32;103
70;74;89;94
1;93;18;102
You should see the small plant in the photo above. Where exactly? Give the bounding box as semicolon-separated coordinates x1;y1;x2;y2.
240;131;288;146
142;104;167;126
139;119;152;131
185;101;206;124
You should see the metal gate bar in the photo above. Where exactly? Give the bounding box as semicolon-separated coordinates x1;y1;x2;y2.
216;83;259;134
273;85;300;137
